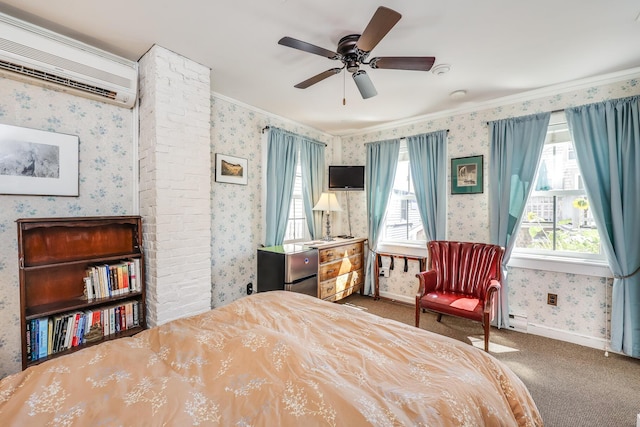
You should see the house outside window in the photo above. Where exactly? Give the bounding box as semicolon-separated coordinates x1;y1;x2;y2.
513;119;604;261
380;140;425;245
283;156;310;243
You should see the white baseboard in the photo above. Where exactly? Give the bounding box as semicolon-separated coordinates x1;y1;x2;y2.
379;292;611;352
378;291;414;305
527;323;608;351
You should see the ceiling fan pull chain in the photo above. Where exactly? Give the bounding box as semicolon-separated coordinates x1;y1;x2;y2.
343;70;346;105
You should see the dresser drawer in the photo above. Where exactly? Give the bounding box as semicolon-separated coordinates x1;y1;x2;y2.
319;268;364;300
322;283;360;302
319;242;363;264
318;254;363;281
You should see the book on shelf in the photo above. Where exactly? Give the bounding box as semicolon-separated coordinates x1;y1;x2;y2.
38;317;48;359
26;301;142;359
25;320;31;361
84;259;141;300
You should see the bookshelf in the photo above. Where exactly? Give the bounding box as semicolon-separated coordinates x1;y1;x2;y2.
17;216;146;370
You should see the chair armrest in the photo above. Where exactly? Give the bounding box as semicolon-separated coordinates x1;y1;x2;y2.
483;279;501;313
415;270;437;299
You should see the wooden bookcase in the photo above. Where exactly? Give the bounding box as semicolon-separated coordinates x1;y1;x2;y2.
17;216;146;370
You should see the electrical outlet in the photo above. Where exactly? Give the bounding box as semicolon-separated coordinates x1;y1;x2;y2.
547;293;558;306
379;267;389;278
246;283;253;295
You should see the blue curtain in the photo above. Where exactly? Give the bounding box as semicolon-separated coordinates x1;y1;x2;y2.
407;130;448;241
364;139;400;295
565;96;640;357
488;112;551;327
264;128;299;246
300;139;326;239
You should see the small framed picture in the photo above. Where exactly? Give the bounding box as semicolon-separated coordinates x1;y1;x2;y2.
215;153;248;185
451;155;483;194
0;124;79;196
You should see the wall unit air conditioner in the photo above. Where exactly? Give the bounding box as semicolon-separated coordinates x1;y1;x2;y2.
0;12;137;108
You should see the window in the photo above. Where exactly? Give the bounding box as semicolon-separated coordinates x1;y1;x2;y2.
380;140;425;245
513;118;604;261
283;155;310;243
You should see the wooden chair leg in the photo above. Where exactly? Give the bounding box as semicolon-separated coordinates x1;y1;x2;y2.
415;298;420;327
483;313;490;352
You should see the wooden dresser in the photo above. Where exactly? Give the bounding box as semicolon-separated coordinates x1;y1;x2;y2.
313;238;366;302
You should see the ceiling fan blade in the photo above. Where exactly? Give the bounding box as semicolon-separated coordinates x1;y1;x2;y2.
369;56;436;71
294;68;343;89
352;70;377;99
355;6;402;53
278;37;340;59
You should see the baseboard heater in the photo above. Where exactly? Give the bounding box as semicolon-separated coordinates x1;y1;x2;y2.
508;314;528;333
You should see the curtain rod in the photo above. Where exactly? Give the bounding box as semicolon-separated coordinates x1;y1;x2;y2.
261;126;327;146
486;109;565;125
400;129;449;140
361;129;450;145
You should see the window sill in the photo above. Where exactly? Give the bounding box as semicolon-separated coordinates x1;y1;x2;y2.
376;242;428;258
508;253;612;278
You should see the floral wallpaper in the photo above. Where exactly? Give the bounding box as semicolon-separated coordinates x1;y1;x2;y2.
340;76;639;345
0;69;636;379
0;78;135;378
209;97;333;308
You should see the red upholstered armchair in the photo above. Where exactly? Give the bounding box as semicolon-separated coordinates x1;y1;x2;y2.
415;241;504;352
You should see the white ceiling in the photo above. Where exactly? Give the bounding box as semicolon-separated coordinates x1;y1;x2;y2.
0;1;639;136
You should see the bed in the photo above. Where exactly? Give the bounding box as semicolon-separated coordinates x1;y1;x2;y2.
0;291;542;426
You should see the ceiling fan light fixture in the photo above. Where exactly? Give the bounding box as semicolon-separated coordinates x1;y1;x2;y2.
353;70;377;99
347;60;359;73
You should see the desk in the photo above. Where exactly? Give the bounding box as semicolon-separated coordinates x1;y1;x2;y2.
373;251;427;300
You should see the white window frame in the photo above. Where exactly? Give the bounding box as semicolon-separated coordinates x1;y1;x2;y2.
283;152;310;244
378;140;427;255
509;113;611;278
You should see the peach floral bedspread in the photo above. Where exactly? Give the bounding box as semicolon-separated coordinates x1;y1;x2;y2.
0;291;542;426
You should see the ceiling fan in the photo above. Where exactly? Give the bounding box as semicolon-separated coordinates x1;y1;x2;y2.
278;6;435;100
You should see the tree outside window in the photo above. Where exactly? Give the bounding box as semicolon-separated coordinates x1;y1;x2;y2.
514;121;603;258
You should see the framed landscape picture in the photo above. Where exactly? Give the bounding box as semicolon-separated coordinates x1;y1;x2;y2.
0;124;79;196
451;155;483;194
215;153;248;185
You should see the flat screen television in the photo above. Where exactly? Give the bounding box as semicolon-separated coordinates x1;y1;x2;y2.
328;165;365;191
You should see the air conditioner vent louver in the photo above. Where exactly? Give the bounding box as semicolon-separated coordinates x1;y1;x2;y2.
0;59;117;99
0;38;132;88
0;12;137;108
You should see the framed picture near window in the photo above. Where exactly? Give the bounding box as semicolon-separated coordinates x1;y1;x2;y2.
0;124;79;196
451;155;483;194
215;153;248;185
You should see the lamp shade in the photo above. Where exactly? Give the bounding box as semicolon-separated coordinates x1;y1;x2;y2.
313;192;342;212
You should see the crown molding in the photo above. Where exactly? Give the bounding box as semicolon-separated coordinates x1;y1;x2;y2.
343;67;640;138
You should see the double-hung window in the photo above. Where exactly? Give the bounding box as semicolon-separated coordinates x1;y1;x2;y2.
512;115;606;270
380;140;426;246
283;154;310;243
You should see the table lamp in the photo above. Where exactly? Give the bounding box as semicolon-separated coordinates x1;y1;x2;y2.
313;192;342;241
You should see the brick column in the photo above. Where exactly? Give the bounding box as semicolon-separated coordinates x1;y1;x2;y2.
138;45;212;326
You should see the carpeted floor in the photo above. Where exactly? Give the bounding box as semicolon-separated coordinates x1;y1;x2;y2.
339;293;640;427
